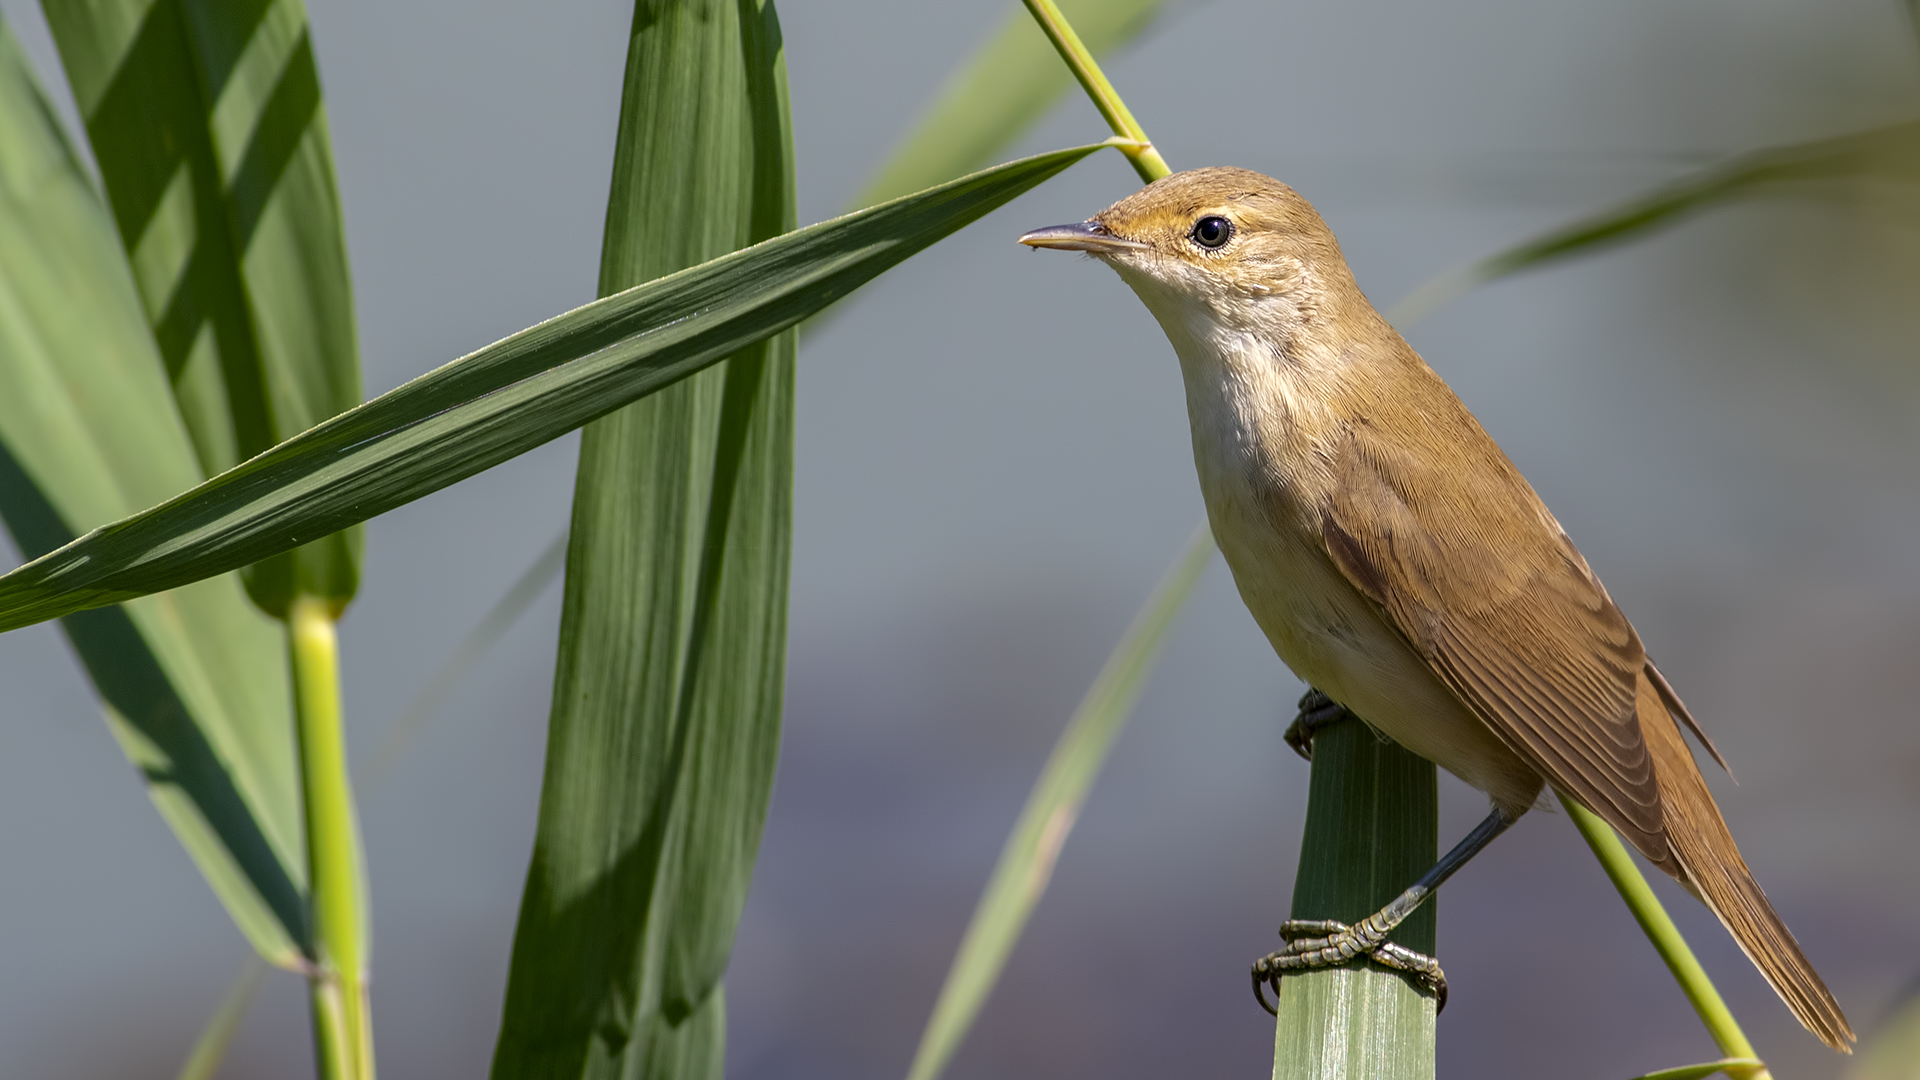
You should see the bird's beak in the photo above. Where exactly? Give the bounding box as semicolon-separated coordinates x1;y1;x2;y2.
1017;221;1147;254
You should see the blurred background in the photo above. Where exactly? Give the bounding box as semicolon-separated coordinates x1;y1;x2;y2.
1;0;1918;1076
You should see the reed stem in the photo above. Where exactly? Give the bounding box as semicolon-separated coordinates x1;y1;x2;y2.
1017;0;1171;182
1560;794;1769;1080
1271;721;1438;1080
290;596;374;1080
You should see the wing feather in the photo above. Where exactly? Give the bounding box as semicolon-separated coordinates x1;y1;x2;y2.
1321;411;1665;852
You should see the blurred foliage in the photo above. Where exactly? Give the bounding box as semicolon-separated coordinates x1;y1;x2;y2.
906;526;1211;1080
1389;119;1920;326
1843;978;1920;1080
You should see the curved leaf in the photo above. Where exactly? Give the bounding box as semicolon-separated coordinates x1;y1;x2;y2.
362;530;568;785
905;525;1211;1080
1389;119;1920;325
1624;1061;1765;1080
0;139;1115;634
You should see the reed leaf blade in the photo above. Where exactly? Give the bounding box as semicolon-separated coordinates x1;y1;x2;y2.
1389;120;1920;325
491;0;795;1074
0;12;306;965
1843;975;1920;1080
0;140;1111;634
905;525;1212;1080
39;0;363;616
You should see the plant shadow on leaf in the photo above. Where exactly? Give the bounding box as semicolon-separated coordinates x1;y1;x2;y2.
56;0;363;616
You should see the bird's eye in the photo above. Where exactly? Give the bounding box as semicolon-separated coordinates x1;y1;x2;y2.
1190;215;1233;250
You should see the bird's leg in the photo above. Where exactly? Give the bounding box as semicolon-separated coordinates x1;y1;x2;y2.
1251;806;1516;1015
1284;687;1353;761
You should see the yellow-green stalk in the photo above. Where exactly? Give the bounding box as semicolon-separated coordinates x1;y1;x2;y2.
1562;794;1769;1080
1018;0;1170;182
290;596;374;1080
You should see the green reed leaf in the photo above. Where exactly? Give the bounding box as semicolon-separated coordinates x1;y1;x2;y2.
905;525;1211;1080
0;11;305;965
1842;974;1920;1080
174;956;269;1080
0;140;1113;635
1626;1060;1766;1080
491;1;795;1075
1389;120;1920;326
40;0;363;617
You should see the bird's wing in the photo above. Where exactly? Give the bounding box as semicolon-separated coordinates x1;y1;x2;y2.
1318;410;1666;854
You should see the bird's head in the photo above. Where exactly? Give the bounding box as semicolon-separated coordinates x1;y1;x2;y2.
1019;166;1360;343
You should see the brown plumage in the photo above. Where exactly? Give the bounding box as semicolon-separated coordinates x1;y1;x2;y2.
1021;167;1852;1049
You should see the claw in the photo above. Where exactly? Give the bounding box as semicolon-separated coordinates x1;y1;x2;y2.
1252;958;1279;1015
1285;688;1351;761
1250;919;1448;1013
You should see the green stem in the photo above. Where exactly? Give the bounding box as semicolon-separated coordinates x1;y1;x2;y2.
1271;721;1437;1080
1559;794;1768;1080
1017;0;1171;182
290;596;374;1080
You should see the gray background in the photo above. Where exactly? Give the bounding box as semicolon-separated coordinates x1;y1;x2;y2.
1;0;1918;1077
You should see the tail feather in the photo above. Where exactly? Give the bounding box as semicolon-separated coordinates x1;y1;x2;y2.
1634;673;1855;1051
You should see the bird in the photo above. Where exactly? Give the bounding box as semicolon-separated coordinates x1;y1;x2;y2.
1018;166;1852;1050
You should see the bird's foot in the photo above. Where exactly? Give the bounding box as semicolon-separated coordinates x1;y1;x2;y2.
1250;917;1448;1015
1285;688;1353;761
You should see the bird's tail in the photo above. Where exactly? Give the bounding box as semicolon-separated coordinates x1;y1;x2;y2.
1635;672;1855;1051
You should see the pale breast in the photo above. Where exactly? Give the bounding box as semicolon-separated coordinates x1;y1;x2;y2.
1176;344;1543;815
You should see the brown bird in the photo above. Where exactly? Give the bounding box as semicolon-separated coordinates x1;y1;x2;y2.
1019;167;1852;1050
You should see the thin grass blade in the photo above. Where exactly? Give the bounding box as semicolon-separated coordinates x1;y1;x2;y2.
905;525;1211;1080
0;139;1113;634
1389;119;1920;325
491;0;795;1074
362;530;567;786
899;9;1185;1076
175;956;269;1080
0;11;306;965
1626;1060;1767;1080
